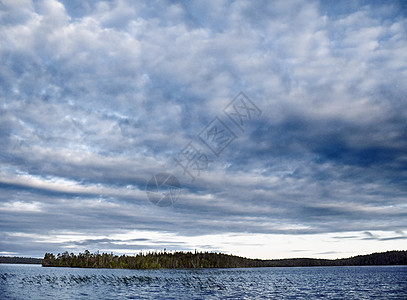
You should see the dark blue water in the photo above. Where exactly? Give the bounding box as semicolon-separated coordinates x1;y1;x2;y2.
0;264;406;299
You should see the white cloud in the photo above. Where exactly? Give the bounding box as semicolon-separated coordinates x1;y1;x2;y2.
0;201;43;212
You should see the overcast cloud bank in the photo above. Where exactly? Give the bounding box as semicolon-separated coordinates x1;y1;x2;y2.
0;0;406;258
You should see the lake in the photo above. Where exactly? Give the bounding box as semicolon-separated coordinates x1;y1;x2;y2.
1;264;406;299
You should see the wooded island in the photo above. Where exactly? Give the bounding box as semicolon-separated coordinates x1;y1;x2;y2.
42;250;407;269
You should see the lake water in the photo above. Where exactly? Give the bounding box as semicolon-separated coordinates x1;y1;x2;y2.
0;264;406;299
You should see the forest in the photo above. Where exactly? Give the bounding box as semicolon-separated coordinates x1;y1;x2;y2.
0;256;42;264
42;250;407;269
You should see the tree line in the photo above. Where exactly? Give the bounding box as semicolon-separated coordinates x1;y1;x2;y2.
0;256;42;264
42;250;407;269
42;250;259;269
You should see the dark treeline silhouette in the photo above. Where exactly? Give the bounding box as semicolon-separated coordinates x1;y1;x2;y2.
0;256;42;264
42;250;407;269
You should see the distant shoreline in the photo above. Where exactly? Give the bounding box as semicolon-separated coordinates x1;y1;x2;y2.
2;250;406;268
40;250;407;270
0;257;42;264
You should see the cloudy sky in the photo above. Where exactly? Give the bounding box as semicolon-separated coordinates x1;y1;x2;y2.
1;0;406;259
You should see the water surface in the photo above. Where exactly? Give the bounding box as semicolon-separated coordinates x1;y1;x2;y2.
1;264;406;299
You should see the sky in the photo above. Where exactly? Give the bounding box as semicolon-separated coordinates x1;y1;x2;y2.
0;0;406;260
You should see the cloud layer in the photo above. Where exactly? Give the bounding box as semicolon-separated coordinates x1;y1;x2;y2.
0;0;406;258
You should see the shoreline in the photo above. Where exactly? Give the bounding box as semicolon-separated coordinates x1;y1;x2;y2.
41;250;407;270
